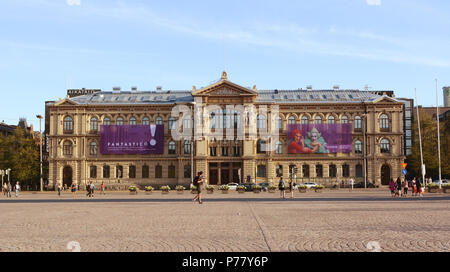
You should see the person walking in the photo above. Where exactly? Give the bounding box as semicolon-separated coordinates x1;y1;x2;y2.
279;177;286;199
6;182;12;198
192;171;204;204
89;182;95;197
416;178;423;197
395;177;402;197
57;183;62;196
14;181;20;197
2;182;7;196
289;177;295;199
411;177;417;196
71;183;77;198
389;178;396;197
349;178;354;192
403;178;408;197
100;182;105;195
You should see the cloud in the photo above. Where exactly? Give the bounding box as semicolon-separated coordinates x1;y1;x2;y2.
66;0;80;6
366;0;381;6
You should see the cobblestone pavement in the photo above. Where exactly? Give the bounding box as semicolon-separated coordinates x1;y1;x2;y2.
0;189;449;252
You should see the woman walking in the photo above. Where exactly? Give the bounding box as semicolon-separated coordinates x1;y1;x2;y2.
403;178;408;197
389;178;396;197
412;177;417;196
289;178;295;199
279;177;285;199
395;177;402;197
71;183;77;198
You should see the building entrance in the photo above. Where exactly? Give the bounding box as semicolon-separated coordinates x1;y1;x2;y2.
381;164;391;185
209;162;242;185
63;166;73;187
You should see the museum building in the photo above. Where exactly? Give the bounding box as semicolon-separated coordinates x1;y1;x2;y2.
47;72;405;189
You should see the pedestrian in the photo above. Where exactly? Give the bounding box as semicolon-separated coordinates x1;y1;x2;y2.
6;182;12;197
395;177;402;197
57;183;62;196
89;182;95;197
86;183;90;197
100;181;105;195
279;177;285;199
428;177;433;185
71;183;77;198
289;177;294;199
403;178;408;197
349;178;354;191
14;181;20;197
416;178;423;197
389;178;396;197
192;171;204;204
2;182;6;196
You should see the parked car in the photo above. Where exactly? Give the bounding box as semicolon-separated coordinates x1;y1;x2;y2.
301;182;319;189
227;183;239;190
258;182;270;192
239;183;254;191
432;179;449;186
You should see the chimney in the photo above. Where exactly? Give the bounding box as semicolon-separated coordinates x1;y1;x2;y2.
156;86;162;91
306;85;312;90
131;86;137;91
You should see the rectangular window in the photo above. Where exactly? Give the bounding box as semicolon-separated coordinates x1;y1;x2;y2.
90;166;97;179
129;165;136;179
316;165;323;178
221;147;228;156
103;166;110;179
168;165;176;178
142;165;149;179
342;165;350;178
184;165;191;179
257;165;267;178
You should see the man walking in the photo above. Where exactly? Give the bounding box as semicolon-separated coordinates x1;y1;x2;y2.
279;177;285;199
57;183;62;196
15;181;20;197
6;182;12;198
192;171;204;204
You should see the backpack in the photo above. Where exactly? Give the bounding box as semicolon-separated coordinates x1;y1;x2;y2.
278;179;285;189
193;176;199;186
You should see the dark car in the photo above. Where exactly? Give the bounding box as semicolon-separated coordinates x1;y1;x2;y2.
353;182;375;188
239;183;254;191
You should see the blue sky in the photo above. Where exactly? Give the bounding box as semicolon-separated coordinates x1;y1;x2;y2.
1;0;449;128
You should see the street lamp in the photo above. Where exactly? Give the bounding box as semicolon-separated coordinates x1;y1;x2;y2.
36;114;43;192
189;102;196;185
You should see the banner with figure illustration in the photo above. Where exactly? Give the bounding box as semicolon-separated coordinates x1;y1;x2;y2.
100;125;164;154
287;124;352;154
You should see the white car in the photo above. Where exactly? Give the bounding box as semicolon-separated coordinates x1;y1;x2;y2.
301;182;319;189
226;183;239;190
432;179;449;186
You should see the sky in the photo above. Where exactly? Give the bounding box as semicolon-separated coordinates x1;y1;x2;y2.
0;0;449;128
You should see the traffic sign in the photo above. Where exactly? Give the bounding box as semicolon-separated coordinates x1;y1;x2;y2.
401;163;407;169
402;169;407;175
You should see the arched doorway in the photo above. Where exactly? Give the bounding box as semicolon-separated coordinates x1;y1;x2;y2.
63;166;73;188
381;164;390;185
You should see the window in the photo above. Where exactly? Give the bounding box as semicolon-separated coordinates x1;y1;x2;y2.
342;164;350;177
302;165;310;178
156;116;163;125
233;112;240;129
221;146;228;156
328;116;335;124
142;165;149;178
168;141;176;154
301;116;309;124
210;146;217;156
355;140;362;154
184;140;191;154
210;112;217;129
169;117;175;129
63;116;73;132
63;141;73;155
379;114;389;130
129;117;137;125
288;116;296;125
275;141;283;154
233;146;240;156
116;165;123;178
184;115;191;129
103;165;110;178
329;164;337;178
129;165;136;178
354;116;361;129
142;117;150;125
184;165;191;179
276;165;283;177
168;165;176;178
257;115;266;129
257;139;266;153
155;165;162;178
103;117;111;125
117;117;124;125
90;165;97;178
341;115;348;124
90;117;98;131
276;116;283;129
257;165;267;178
89;142;98;155
316;164;323;178
314;115;322;124
380;139;390;153
356;164;363;177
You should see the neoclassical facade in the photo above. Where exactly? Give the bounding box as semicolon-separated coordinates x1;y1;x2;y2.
47;72;405;188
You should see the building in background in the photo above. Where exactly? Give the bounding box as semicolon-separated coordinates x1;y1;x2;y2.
396;98;414;156
444;86;450;107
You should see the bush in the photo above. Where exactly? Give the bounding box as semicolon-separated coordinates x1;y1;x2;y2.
219;185;230;190
268;185;277;190
314;185;324;189
128;186;138;192
427;183;439;188
252;185;262;189
237;185;246;190
160;185;171;191
206;185;214;191
297;184;307;189
144;186;154;191
191;185;198;190
175;185;186;191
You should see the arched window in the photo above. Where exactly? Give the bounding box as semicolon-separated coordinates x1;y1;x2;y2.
129;117;137;125
275;141;283;154
257;115;266;129
301;116;309;124
156;116;163;125
103;117;111;125
354;116;361;129
116;117;124;125
142;117;150;125
184;115;191;129
341;115;348;124
168;141;176;154
328;116;335;124
184;140;191;154
379;114;389;130
276;116;282;129
90;117;98;131
168;165;176;178
233;111;240;128
142;165;149;178
63;141;73;155
257;139;266;153
90;165;97;179
63;116;73;132
380;139;390;153
288;116;296;125
168;117;175;129
210;112;217;129
314;115;322;124
276;165;283;177
89;141;98;155
155;165;162;178
355;140;362;154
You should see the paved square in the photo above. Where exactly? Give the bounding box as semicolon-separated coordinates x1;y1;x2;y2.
1;189;449;252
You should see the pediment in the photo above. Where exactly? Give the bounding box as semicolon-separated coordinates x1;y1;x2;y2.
193;80;257;97
54;98;78;106
372;96;399;104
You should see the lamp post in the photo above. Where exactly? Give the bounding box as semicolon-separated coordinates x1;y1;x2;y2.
190;102;196;184
36;115;43;192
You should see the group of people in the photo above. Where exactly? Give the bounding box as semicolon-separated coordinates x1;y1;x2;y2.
389;177;424;197
56;181;105;198
278;177;295;199
2;181;21;197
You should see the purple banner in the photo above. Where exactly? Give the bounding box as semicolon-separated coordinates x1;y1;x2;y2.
100;125;164;154
287;124;352;154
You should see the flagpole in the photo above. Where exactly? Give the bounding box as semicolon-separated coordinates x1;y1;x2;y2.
436;79;442;189
415;88;425;187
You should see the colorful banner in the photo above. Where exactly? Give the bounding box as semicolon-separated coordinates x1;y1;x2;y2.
100;125;164;154
287;124;352;154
